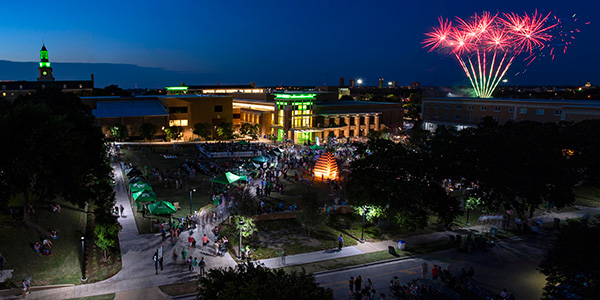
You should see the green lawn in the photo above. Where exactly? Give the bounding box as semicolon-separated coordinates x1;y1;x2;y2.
0;200;87;286
574;185;600;207
159;281;198;296
68;294;115;300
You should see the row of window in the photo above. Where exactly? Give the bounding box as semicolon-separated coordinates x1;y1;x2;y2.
1;84;84;90
426;103;562;116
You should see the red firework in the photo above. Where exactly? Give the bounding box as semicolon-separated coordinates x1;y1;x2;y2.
423;10;563;98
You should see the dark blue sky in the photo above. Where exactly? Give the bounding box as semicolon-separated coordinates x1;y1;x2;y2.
0;0;597;88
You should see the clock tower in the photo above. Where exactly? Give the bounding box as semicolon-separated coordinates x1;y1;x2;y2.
37;45;55;81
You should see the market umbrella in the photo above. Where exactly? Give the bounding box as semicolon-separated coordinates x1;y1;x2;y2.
130;181;153;192
133;190;158;202
129;176;145;184
237;140;250;145
212;172;246;185
309;144;324;150
267;150;280;156
148;201;176;215
252;155;269;163
126;168;144;178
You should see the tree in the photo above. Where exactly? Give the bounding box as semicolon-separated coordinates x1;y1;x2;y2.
230;188;257;217
216;122;234;140
138;122;157;141
110;124;128;141
538;220;600;300
0;88;114;213
233;215;257;239
296;191;326;238
94;214;121;261
193;122;213;140
198;263;333;300
403;92;423;120
164;126;183;141
240;123;260;140
348;139;458;230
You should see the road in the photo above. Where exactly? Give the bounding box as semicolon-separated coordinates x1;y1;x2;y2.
315;231;554;299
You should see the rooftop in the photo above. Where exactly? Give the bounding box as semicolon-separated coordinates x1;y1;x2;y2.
92;100;168;118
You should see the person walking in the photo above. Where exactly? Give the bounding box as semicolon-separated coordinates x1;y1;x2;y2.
153;252;159;274
421;262;428;279
348;277;354;298
187;256;193;271
198;257;206;276
119;204;124;217
338;234;343;251
172;248;178;264
354;275;362;293
202;234;208;251
213;240;220;257
431;265;439;281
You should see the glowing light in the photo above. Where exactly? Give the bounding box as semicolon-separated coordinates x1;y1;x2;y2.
313;152;339;181
423;10;573;98
274;94;316;99
166;86;189;91
357;79;363;85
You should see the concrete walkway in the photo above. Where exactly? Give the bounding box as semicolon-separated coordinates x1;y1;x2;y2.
9;162;600;300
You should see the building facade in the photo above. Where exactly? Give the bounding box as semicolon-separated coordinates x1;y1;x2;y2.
422;97;600;131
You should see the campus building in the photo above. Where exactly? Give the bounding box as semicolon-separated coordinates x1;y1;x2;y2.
0;45;94;99
422;97;600;131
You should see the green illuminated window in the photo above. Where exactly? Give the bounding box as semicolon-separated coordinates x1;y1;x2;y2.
274;94;316;100
40;51;48;61
39;62;50;68
166;86;189;91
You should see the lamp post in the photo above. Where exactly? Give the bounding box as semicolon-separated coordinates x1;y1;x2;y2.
189;188;196;215
81;236;87;282
360;206;367;243
238;220;244;260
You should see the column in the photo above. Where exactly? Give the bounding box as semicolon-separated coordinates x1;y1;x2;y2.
344;116;351;137
354;116;361;137
364;114;370;135
374;115;380;131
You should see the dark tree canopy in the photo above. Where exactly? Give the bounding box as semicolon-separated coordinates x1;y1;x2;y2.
197;263;333;300
539;220;600;300
193;122;213;140
139;122;157;141
0;88;114;210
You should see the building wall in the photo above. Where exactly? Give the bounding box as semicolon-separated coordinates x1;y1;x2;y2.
166;95;233;140
96;115;169;139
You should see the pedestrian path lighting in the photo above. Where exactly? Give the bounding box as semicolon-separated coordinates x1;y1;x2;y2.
189;188;196;214
360;206;368;243
238;220;244;259
81;236;87;282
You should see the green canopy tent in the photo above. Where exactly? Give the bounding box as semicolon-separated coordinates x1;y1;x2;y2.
309;144;324;150
130;182;153;193
211;172;247;185
252;155;269;163
148;201;177;215
129;176;145;184
133;190;158;202
237;140;250;145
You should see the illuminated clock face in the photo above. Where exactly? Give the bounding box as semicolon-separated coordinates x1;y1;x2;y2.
43;71;48;76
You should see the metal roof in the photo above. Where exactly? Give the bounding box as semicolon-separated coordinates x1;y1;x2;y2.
92;100;168;118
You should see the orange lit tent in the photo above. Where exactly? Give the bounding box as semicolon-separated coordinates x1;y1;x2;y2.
313;152;338;181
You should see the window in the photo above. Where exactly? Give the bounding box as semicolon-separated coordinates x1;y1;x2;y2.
509;107;515;112
479;116;484;122
214;105;223;112
169;119;188;126
233;113;241;119
554;110;562;116
536;109;545;115
425;103;430;108
466;115;472;121
456;105;462;110
79;84;83;89
433;113;439;119
63;84;67;89
455;114;461;120
468;105;474;110
19;85;23;90
443;113;448;119
41;85;45;89
480;106;487;111
434;104;439;108
444;104;450;109
519;108;527;114
168;106;188;114
1;85;5;90
494;106;501;112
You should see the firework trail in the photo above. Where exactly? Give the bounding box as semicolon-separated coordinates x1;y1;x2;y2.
423;10;578;98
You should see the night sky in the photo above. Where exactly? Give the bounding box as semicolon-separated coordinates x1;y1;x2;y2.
1;0;598;88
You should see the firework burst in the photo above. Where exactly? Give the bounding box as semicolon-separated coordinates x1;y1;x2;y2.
423;10;572;98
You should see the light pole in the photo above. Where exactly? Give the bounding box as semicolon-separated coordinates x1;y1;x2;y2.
238;220;244;260
189;188;196;215
81;236;87;282
360;206;367;243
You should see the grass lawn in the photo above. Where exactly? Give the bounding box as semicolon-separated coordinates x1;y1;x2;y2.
68;294;115;300
574;185;600;207
159;281;198;296
0;199;87;286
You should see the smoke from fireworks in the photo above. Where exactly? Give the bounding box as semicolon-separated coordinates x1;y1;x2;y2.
423;10;578;98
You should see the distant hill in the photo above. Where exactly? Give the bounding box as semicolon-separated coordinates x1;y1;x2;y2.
0;60;213;89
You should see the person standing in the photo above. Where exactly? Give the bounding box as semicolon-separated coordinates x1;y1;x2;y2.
187;256;193;271
153;252;159;274
181;249;187;265
202;234;208;251
338;234;343;251
199;257;206;276
421;262;428;279
119;204;124;217
348;277;354;298
431;265;439;281
354;275;362;293
192;257;198;272
213;240;220;257
172;248;178;264
188;235;194;248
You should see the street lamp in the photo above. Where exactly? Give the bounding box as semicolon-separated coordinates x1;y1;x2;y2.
238;220;244;260
81;236;87;282
360;206;368;243
189;188;196;214
357;79;363;86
